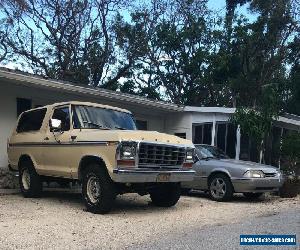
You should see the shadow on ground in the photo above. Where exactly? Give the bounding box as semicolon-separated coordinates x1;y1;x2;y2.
34;189;170;214
182;190;277;204
10;187;281;215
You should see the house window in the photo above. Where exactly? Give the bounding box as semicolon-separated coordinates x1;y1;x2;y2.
175;133;186;139
136;120;147;130
216;123;227;152
226;124;236;158
193;124;203;144
193;123;213;145
203;123;212;144
17;98;32;117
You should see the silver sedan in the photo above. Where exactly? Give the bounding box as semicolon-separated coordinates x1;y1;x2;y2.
181;144;283;201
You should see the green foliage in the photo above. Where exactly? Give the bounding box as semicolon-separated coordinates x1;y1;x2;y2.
228;0;297;160
282;132;300;163
281;131;300;175
0;0;299;111
231;84;281;158
286;56;300;115
231;108;271;142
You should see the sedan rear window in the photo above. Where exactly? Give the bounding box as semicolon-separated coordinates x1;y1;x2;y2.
17;108;47;133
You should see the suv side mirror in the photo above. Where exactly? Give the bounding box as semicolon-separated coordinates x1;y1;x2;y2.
50;118;62;132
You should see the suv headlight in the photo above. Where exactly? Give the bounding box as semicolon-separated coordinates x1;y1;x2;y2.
185;148;195;163
243;170;265;178
183;148;195;169
118;141;137;160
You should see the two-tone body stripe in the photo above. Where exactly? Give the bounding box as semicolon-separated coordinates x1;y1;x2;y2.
8;141;109;147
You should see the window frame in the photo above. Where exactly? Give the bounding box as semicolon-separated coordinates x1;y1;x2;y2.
71;104;136;130
49;105;72;132
16;108;47;134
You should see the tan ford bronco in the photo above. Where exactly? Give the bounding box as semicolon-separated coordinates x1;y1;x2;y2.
7;101;195;213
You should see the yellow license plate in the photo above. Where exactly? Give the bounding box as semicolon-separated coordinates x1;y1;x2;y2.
156;173;171;182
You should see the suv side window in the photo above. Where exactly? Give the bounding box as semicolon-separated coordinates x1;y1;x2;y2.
17;108;47;133
51;107;70;131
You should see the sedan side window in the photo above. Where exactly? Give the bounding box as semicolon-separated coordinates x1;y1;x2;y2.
51;107;70;131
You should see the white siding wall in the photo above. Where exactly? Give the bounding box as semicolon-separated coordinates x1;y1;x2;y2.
164;112;232;142
165;112;193;140
191;112;230;124
134;113;165;132
0;85;17;167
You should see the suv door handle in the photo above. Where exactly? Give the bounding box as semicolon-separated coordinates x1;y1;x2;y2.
44;137;49;141
71;135;77;141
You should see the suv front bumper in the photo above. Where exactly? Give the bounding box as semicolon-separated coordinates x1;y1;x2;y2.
112;169;195;183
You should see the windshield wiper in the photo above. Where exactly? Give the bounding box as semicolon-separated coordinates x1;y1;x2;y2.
202;156;215;160
83;121;111;130
114;126;127;130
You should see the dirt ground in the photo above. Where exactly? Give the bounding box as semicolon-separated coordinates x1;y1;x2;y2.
0;190;299;250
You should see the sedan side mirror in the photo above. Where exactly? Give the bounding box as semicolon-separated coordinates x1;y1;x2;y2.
50;118;62;132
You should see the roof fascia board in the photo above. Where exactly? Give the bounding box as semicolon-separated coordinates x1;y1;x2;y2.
184;106;236;114
0;69;183;112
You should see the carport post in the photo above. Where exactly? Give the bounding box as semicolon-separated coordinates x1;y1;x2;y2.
211;114;216;146
235;125;241;160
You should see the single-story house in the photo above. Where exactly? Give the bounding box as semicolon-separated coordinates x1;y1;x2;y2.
0;67;299;169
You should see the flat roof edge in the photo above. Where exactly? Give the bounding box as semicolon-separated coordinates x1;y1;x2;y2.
0;68;183;112
184;106;236;114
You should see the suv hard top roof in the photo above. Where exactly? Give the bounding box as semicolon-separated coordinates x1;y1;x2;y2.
22;101;132;115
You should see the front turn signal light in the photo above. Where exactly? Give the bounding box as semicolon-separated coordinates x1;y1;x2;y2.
183;162;193;168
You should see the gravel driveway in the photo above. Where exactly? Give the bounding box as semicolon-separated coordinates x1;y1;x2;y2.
0;190;299;250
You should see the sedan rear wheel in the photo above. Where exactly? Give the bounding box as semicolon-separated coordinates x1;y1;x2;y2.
208;173;233;201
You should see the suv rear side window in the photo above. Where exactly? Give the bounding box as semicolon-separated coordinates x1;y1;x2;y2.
17;108;47;133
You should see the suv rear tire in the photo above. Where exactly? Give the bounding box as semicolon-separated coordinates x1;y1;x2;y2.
82;164;117;214
181;188;191;195
208;173;233;201
150;183;181;207
19;160;43;198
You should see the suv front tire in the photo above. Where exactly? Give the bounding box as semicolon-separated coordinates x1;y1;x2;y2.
82;164;117;214
19;159;43;198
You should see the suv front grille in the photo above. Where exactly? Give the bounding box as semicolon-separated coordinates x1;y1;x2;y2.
138;143;186;168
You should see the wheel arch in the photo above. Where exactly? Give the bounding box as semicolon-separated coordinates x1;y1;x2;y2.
207;169;235;192
18;154;36;170
78;155;109;181
207;169;231;184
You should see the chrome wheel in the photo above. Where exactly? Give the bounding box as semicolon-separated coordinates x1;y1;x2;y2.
86;175;101;204
22;169;31;190
210;178;226;199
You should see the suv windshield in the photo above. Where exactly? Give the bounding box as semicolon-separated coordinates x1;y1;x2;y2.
196;145;229;159
72;105;136;130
